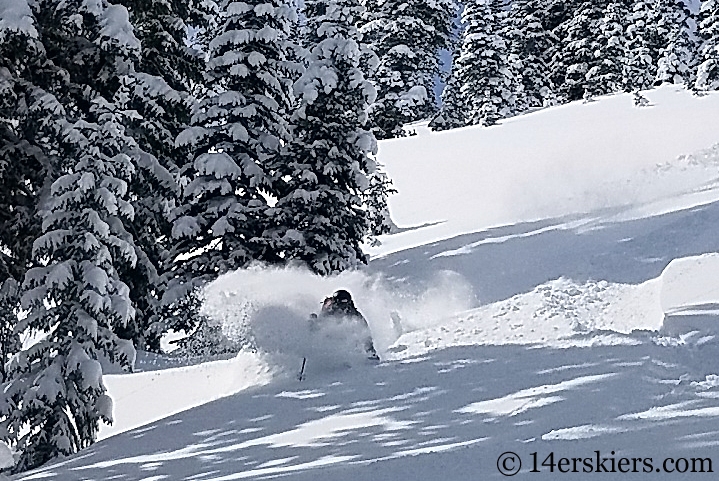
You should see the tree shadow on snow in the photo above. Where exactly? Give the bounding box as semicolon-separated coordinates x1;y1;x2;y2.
369;200;719;305
15;339;719;481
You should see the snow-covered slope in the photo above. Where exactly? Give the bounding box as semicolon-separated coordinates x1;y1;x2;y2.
371;86;719;257
11;87;719;480
98;352;274;440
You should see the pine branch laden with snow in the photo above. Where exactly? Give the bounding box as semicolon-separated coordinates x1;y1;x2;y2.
0;0;38;40
267;0;379;275
361;0;456;139
1;100;139;472
0;1;46;286
623;1;662;92
655;0;700;86
0;279;21;385
504;0;560;110
695;0;719;91
99;3;141;55
169;0;300;288
445;0;520;127
0;0;146;472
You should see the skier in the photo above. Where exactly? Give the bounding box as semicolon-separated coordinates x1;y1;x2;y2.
311;289;379;360
299;290;379;380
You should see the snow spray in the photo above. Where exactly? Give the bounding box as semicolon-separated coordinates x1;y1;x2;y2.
200;264;475;372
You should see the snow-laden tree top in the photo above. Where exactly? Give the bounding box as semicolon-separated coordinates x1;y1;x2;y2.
0;0;37;39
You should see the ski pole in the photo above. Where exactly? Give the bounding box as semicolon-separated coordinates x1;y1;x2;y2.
298;357;307;381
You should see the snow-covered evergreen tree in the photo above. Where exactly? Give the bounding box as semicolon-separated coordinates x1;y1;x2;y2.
0;0;47;399
506;0;560;109
118;0;210;96
429;53;466;130
363;165;396;237
551;1;607;101
108;0;213;352
695;0;719;90
268;0;378;274
0;0;44;397
447;0;519;127
0;0;46;287
623;0;663;91
584;1;629;98
361;0;456;138
0;0;140;470
2;100;138;473
4;101;138;471
170;0;299;292
655;0;699;85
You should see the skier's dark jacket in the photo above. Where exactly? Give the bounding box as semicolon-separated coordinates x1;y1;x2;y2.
320;290;364;320
315;290;378;358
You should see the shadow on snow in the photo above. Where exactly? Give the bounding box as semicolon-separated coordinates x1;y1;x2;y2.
15;338;719;481
370;199;719;305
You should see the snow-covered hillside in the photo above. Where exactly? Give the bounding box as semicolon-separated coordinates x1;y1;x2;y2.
372;85;719;257
12;87;719;480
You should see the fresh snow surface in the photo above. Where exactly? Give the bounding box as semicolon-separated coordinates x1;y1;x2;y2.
371;86;719;257
97;352;274;441
12;86;719;480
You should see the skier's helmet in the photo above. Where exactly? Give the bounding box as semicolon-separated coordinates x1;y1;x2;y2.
333;289;352;302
